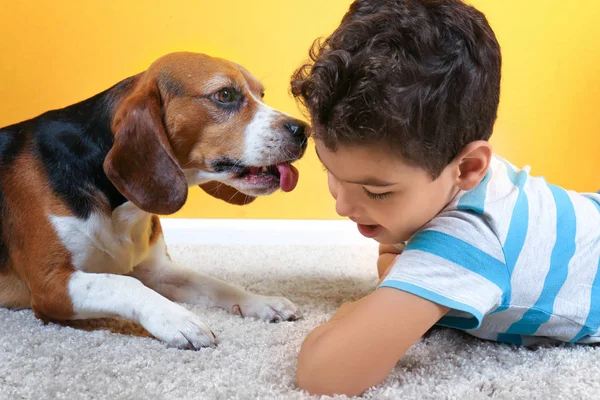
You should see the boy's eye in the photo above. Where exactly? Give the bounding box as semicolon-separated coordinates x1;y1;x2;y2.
363;188;391;200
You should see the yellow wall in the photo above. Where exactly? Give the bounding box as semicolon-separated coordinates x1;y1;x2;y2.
1;1;599;219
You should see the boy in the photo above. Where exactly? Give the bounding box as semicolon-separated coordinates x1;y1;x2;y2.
289;0;600;396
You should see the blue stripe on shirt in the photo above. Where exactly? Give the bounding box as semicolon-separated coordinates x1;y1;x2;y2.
378;281;483;329
504;184;577;336
497;333;523;345
501;160;529;276
572;256;600;342
572;197;600;342
458;168;492;214
491;161;529;314
437;316;480;330
406;230;509;291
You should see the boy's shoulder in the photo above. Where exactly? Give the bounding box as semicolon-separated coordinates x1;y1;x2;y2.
443;152;599;217
416;152;600;262
457;153;599;214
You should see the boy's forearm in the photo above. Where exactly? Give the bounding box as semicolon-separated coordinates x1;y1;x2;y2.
296;289;448;397
296;314;392;397
298;301;360;355
297;342;387;397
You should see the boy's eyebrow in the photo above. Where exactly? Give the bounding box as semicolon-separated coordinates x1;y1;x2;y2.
348;177;397;187
315;147;397;187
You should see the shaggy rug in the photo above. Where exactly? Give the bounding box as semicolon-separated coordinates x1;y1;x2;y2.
2;234;600;399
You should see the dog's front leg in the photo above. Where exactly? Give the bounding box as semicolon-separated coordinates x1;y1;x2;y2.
67;271;217;349
130;238;301;322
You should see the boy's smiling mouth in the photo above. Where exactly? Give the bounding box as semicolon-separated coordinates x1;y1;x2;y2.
351;219;382;238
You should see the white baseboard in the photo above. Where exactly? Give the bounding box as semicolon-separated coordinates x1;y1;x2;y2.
159;218;376;245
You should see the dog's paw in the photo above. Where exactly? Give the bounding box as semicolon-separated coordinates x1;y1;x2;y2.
234;294;301;322
140;304;217;349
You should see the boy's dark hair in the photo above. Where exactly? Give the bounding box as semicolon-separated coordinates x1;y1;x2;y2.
290;0;501;178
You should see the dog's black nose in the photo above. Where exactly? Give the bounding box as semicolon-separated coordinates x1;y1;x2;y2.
284;120;309;149
284;121;307;139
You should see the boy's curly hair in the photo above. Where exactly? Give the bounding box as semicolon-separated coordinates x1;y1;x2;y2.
290;0;501;178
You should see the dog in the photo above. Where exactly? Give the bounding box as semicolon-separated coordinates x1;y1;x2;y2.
0;52;309;349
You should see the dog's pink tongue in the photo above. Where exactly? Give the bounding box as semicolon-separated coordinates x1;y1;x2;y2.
276;163;299;192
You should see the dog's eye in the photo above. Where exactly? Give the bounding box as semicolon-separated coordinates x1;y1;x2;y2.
213;88;238;104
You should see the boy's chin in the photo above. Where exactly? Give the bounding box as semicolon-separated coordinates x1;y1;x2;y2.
372;230;408;245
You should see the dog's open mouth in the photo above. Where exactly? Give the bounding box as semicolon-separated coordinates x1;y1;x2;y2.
212;160;299;192
238;163;299;192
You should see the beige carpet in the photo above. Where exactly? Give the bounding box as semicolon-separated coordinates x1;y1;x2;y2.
2;242;600;399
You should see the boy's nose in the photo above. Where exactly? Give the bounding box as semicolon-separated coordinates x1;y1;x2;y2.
335;190;355;218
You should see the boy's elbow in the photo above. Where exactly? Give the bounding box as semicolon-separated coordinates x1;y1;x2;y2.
295;340;377;397
295;362;323;395
296;363;368;398
295;340;325;394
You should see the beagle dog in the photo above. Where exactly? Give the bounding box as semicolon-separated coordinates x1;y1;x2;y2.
0;52;309;349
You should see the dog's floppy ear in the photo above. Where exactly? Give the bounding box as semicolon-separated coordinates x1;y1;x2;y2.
104;75;188;215
199;181;256;205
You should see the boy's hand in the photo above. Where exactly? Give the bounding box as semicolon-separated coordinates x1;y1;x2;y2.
296;287;448;397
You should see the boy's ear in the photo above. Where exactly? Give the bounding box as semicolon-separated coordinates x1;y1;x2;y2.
454;141;492;191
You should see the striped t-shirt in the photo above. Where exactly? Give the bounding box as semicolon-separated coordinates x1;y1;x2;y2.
379;154;600;346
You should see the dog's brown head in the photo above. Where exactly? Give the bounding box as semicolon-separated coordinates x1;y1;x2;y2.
103;52;309;215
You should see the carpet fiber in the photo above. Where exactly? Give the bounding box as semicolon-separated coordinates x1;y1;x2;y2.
2;242;600;399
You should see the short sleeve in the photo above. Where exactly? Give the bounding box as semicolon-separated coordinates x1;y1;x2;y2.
378;209;510;330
